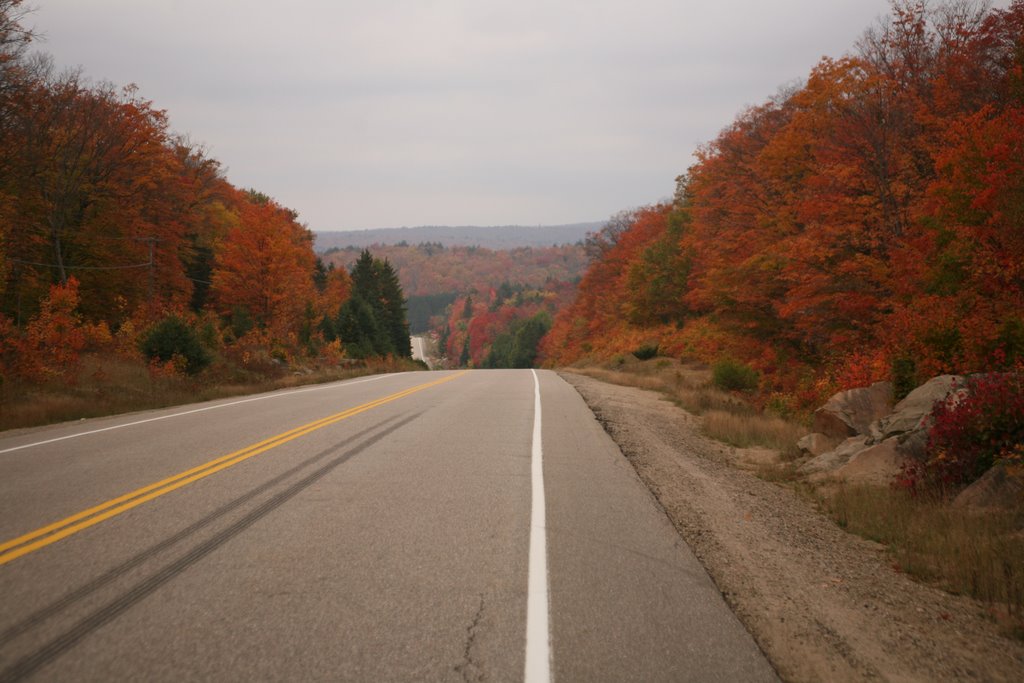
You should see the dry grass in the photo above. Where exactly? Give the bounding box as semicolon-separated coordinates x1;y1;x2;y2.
568;357;806;458
703;409;806;459
0;353;416;432
823;484;1024;636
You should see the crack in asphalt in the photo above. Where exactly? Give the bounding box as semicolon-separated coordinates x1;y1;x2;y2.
454;594;486;683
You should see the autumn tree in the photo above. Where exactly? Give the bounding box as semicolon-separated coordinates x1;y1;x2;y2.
209;191;317;342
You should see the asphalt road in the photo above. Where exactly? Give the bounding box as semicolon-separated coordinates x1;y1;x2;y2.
0;370;777;682
410;336;430;368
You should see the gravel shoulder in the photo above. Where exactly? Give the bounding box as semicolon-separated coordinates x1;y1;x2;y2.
562;371;1024;683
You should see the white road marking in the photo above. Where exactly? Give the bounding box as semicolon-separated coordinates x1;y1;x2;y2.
525;369;552;683
0;374;396;455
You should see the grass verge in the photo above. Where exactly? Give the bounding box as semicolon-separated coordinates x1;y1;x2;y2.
0;353;423;432
568;357;806;459
821;484;1024;637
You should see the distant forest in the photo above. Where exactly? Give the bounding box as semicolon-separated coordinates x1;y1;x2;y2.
314;223;601;251
321;242;589;334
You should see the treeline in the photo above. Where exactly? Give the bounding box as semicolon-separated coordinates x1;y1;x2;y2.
543;0;1024;408
0;0;408;387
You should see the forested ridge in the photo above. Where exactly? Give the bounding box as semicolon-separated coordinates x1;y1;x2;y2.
542;0;1024;410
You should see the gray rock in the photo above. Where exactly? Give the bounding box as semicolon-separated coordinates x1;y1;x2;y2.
878;375;965;439
797;432;840;458
895;428;929;461
812;381;894;439
833;437;907;486
953;464;1024;509
799;436;870;475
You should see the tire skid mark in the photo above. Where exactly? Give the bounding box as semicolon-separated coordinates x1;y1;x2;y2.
0;413;421;683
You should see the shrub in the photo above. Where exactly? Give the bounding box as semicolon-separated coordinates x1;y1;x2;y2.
633;344;659;360
19;278;88;383
712;358;759;393
139;316;211;375
910;373;1024;493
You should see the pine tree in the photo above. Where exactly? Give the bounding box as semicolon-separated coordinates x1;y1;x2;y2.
338;250;411;358
377;258;411;358
337;295;383;358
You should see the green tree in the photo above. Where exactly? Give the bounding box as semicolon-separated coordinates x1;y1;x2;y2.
482;311;551;368
337;295;383;358
339;250;411;358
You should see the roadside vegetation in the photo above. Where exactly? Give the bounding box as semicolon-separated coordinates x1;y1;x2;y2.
566;353;805;459
0;349;422;433
567;353;1024;638
822;484;1024;637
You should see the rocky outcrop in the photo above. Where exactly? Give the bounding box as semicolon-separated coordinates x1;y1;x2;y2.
874;375;964;440
798;376;964;486
812;381;893;439
796;432;839;458
799;436;870;476
831;438;907;486
953;464;1024;509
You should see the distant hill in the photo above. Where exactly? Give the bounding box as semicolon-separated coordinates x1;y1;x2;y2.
320;242;589;333
313;222;603;252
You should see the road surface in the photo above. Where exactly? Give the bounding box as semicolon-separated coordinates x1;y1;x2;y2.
410;335;430;368
0;370;776;682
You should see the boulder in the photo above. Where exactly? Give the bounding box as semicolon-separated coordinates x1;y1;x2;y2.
797;432;840;458
799;436;870;476
832;437;907;486
877;375;965;440
953;464;1024;509
812;381;893;439
895;428;929;461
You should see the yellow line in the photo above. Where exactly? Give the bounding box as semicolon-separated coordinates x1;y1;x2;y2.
0;371;467;566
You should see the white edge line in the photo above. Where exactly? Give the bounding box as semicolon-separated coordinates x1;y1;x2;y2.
525;369;552;683
0;373;399;455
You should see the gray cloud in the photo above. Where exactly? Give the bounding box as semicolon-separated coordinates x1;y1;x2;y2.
31;0;921;230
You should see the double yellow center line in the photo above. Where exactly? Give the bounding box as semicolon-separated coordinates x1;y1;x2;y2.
0;372;466;566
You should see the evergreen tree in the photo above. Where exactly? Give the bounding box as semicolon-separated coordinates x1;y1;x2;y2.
377;258;411;358
337;295;385;358
438;322;450;359
336;250;411;358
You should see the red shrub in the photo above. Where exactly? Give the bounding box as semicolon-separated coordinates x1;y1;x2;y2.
912;373;1024;493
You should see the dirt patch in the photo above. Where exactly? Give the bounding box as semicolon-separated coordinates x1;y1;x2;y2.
562;371;1024;683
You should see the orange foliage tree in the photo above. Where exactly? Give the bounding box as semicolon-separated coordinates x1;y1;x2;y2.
209;191;317;345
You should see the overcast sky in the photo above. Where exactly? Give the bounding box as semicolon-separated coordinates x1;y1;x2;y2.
30;1;914;231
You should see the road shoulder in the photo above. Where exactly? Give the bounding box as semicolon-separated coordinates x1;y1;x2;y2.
561;371;1024;683
539;371;777;682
